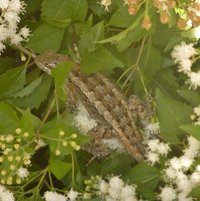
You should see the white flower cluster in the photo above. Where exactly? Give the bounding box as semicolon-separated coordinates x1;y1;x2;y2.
171;41;200;90
191;105;200;125
0;0;30;53
146;138;170;165
17;166;29;179
43;189;79;201
98;0;112;11
98;176;138;201
144;122;160;138
73;102;97;134
0;184;15;201
158;136;200;201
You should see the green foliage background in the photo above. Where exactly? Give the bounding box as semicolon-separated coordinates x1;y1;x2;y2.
0;0;200;200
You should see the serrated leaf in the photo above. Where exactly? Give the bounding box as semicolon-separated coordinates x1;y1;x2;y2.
42;0;88;22
11;76;43;98
49;159;72;180
81;47;124;73
152;69;179;99
100;153;133;176
180;125;200;141
0;66;26;99
19;110;35;134
79;21;104;52
116;27;147;52
16;107;41;130
109;6;135;28
156;89;193;143
52;61;74;101
9;75;52;110
44;18;71;28
135;44;161;93
177;90;200;106
123;163;160;191
27;23;65;53
0;102;19;132
97;14;142;43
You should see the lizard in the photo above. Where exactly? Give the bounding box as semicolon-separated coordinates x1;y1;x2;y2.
34;51;149;161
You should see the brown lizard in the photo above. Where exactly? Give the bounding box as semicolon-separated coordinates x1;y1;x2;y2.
34;51;147;161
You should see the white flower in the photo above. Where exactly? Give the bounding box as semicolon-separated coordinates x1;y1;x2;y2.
180;156;193;170
194;105;200;116
169;157;182;170
147;139;160;152
0;185;15;201
97;176;138;201
9;0;26;13
17;167;29;179
187;71;200;89
176;172;192;193
67;189;79;201
158;186;177;201
73;102;97;134
144;122;160;136
109;176;124;191
99;180;109;194
0;0;29;54
20;26;30;38
99;0;112;11
164;167;177;180
177;192;193;201
178;59;192;74
102;138;124;152
43;191;67;201
190;171;200;184
146;151;160;165
0;0;9;9
35;139;47;150
184;136;200;158
196;165;200;172
120;185;137;199
158;142;170;155
146;138;170;165
171;42;196;63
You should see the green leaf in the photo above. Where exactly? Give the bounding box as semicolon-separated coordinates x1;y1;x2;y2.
188;184;200;198
0;102;19;133
79;21;104;52
152;69;179;99
177;90;200;106
123;163;160;191
49;159;72;180
68;0;88;22
81;47;124;73
180;125;200;141
116;27;147;52
0;57;15;74
9;75;52;110
11;76;43;98
19;110;35;134
0;66;26;99
97;14;143;43
109;6;136;28
100;153;133;176
135;44;161;93
42;0;88;22
27;23;65;53
156;89;193;143
52;60;74;101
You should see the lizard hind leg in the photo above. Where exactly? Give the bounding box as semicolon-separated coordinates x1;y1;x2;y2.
128;95;151;127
